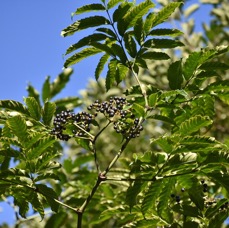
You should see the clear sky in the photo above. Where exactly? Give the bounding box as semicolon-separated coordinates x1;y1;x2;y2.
0;0;212;225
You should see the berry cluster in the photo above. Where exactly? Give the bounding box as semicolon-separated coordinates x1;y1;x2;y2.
51;110;94;141
87;97;143;139
87;97;128;118
51;97;144;141
201;180;208;192
171;188;185;203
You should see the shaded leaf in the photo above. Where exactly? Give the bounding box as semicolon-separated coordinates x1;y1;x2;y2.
65;33;109;55
141;51;170;60
167;60;183;90
61;16;110;37
95;54;110;80
36;184;59;213
64;47;101;68
124;32;137;58
149;28;183;37
105;59;117;91
199;62;229;71
143;38;184;49
116;63;129;84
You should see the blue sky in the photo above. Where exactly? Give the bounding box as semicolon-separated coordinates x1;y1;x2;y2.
0;0;213;225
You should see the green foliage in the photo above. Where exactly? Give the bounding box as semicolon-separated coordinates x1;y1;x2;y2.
1;0;229;227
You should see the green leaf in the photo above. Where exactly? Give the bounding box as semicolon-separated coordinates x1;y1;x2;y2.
126;181;145;212
61;16;110;37
42;76;51;103
107;0;123;9
143;12;154;35
124;32;137;58
148;93;158;107
151;2;182;28
50;69;73;99
115;63;129;84
75;138;92;151
123;0;155;30
199;62;229;71
184;4;199;18
96;28;117;38
151;136;173;153
205;198;228;219
178;115;212;136
149;28;183;37
110;43;127;63
29;191;45;220
134;18;144;45
0;100;29;116
209;210;228;228
140;51;170;60
65;33;109;55
73;4;105;15
95;54;110;80
90;42;115;57
54;97;82;111
45;212;68;228
0;148;20;157
36;184;59;213
24;97;41;120
167;60;183;90
42;101;56;126
143;39;184;49
114;2;133;35
105;59;117;91
26;84;41;107
14;192;29;218
183;52;202;80
27;136;56;159
188;184;205;211
141;180;163;215
132;103;145;118
64;47;101;68
7;115;28;143
157;178;175;222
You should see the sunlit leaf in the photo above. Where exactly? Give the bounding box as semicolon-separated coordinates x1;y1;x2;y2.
178;115;212;136
107;0;123;9
73;4;105;15
24;97;41;120
7;115;28;143
42;101;56;126
151;2;182;28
